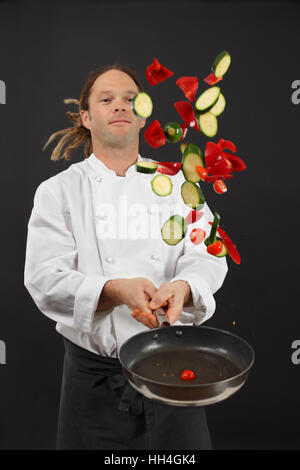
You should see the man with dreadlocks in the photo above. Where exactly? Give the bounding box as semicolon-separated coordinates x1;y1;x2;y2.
24;64;228;450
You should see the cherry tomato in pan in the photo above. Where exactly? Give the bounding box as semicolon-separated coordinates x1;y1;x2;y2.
180;369;196;381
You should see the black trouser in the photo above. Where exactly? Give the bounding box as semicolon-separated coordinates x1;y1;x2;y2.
56;337;213;450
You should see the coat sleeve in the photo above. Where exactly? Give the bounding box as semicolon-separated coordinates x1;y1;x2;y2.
24;182;112;333
170;200;228;325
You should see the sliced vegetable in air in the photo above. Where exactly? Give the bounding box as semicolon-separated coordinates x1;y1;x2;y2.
210;93;226;117
132;92;153;118
181;181;205;210
151;174;173;196
161;215;187;245
195;86;221;114
208;221;241;264
163;122;183;143
176;76;198;102
135;161;158;174
185;209;204;225
182;143;205;183
174;101;201;132
198;112;218;137
157;166;179;176
157;161;182;172
213;180;227;194
217;138;236;153
222;152;246;172
190;228;206;245
203;72;223;86
212;51;231;78
145;58;174;86
144;120;166;148
205;212;220;246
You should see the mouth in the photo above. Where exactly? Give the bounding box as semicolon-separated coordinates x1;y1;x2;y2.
110;120;131;124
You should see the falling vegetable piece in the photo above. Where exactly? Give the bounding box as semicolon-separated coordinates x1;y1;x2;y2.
205;212;220;245
145;58;174;86
131;92;153;118
208;222;241;264
217;138;237;153
190;227;206;245
157;161;182;171
185;209;204;225
205;141;232;175
163;122;183;143
135;161;158;174
176;76;198;102
204;174;233;183
174;101;201;132
212;51;231;78
203;72;223;86
180;369;196;381
157;166;179;176
222;152;246;172
213;179;227;194
207;240;223;255
196;165;208;180
144;120;166;148
179;123;189;140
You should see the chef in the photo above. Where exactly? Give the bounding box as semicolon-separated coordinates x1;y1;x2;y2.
24;64;228;450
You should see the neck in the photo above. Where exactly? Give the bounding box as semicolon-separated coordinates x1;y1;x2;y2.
92;140;139;177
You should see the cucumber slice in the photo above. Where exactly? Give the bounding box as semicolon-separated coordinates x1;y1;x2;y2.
161;214;187;245
132;92;153;118
181;181;205;210
163;122;183;143
210;92;226;117
182;144;205;183
198;112;218;137
195;86;220;114
204;212;220;245
136;161;158;174
216;239;228;257
212;51;231;78
151;174;173;196
180;142;188;155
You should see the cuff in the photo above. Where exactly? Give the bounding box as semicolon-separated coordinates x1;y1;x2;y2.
171;275;216;325
73;275;111;332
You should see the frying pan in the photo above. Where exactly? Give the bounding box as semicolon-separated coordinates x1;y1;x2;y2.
119;309;255;406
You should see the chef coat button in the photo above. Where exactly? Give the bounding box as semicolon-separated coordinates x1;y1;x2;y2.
95;176;102;183
98;213;107;220
105;257;115;264
150;254;159;261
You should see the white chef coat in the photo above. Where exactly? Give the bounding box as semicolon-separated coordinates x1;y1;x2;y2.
24;152;228;358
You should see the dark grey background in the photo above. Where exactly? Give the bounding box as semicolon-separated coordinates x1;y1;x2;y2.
0;0;299;449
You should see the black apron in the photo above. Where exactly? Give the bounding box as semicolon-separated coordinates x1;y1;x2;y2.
56;337;213;450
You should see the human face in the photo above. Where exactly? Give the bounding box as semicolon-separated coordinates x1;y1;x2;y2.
81;69;146;149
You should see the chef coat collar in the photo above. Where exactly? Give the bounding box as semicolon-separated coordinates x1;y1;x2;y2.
87;152;144;179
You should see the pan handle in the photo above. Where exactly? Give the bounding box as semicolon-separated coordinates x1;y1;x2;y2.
153;308;170;327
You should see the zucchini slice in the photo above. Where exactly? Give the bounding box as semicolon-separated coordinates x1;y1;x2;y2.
161;214;187;245
210;92;226;117
163;122;183;143
198;112;218;137
204;212;220;245
182;143;205;183
135;161;158;174
180;142;188;155
181;181;205;210
132;92;153;118
195;86;220;114
151;174;173;196
216;239;228;257
212;51;231;78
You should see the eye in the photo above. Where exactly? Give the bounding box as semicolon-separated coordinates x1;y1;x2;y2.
101;98;111;102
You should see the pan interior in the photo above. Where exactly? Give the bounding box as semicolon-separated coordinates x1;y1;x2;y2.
130;347;242;386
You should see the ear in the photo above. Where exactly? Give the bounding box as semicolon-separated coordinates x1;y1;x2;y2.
81;109;91;130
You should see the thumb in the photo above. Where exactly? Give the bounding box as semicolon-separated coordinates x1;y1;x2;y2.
164;295;182;324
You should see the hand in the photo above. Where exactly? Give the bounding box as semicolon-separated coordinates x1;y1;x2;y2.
116;277;159;329
131;280;191;328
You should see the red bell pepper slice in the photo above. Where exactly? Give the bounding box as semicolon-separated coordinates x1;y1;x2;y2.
208;222;241;264
207;240;223;255
179;123;188;140
145;58;174;86
203;72;223;85
205;141;232;175
144;120;166;148
157;166;178;175
185;210;204;225
157;161;182;171
217;138;237;153
196;166;208;180
204;174;233;183
174;101;201;132
176;76;198;102
222;152;246;172
213;180;227;194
